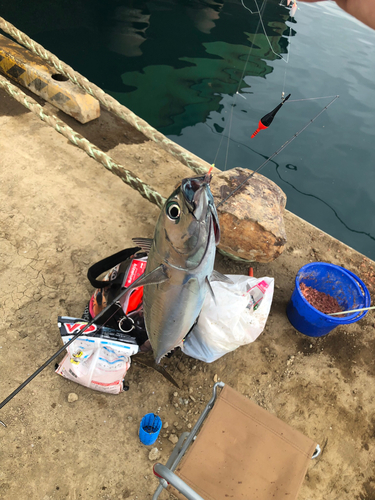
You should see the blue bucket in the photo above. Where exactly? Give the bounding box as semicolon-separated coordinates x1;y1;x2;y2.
139;413;162;446
286;263;371;337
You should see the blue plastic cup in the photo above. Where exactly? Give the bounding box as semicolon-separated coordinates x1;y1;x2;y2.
139;413;162;446
286;263;371;337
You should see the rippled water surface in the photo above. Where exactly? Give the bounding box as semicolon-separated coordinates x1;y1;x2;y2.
3;0;375;258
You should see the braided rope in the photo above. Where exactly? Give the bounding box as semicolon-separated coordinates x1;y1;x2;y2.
0;17;210;177
0;75;166;209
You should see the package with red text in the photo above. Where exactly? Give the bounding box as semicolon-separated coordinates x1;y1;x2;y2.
55;316;139;394
120;258;147;314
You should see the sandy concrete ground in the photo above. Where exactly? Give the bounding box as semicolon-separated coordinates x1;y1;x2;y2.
0;87;374;500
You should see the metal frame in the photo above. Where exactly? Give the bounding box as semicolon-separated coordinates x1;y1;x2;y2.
152;381;225;500
152;381;321;500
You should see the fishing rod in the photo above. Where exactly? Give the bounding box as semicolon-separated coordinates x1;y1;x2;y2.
216;95;339;208
0;284;134;427
0;257;184;427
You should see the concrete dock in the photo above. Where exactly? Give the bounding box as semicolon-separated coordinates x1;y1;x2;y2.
0;87;374;500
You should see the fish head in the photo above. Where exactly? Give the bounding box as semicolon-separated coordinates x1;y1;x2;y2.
154;173;220;267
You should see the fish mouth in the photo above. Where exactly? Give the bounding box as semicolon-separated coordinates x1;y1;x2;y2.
181;173;212;211
181;173;220;244
212;208;220;245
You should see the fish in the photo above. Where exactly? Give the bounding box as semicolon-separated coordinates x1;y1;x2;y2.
131;173;229;364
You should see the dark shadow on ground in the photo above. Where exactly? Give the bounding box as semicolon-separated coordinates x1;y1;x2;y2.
0;84;148;152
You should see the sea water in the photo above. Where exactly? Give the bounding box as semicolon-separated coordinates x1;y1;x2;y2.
3;0;374;258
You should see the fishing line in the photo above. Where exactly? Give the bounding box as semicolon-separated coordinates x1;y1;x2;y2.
204;120;278;165
252;0;293;64
216;95;339;208
210;92;337;170
240;0;264;15
287;96;339;102
224;103;236;171
281;24;293;96
219;1;264;171
213;0;295;170
275;162;375;242
213;120;228;167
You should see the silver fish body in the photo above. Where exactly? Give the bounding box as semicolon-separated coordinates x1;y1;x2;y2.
142;174;220;364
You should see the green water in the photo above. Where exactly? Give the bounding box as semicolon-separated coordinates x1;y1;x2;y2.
2;0;374;259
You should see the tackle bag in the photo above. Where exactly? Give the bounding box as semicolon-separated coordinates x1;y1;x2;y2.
55;247;151;394
85;246;149;348
182;275;274;363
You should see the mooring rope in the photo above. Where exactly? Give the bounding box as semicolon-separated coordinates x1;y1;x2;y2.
0;16;210;177
0;75;166;209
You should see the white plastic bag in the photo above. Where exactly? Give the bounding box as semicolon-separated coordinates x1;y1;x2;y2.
182;275;274;363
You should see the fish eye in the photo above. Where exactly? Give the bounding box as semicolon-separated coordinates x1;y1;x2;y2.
166;202;180;221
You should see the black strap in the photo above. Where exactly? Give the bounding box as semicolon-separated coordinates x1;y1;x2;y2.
87;247;141;289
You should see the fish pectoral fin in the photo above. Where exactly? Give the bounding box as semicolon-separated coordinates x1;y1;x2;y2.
210;270;233;284
205;276;217;305
117;266;169;309
132;264;169;289
132;237;153;254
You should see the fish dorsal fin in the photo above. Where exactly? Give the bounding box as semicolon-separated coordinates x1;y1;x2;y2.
210;270;233;284
205;276;217;305
132;237;153;254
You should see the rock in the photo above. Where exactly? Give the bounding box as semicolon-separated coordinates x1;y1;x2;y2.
176;362;185;373
67;393;78;403
168;434;179;444
213;374;218;383
210;168;287;262
163;422;169;429
148;448;161;461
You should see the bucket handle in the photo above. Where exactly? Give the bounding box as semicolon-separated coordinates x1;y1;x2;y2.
335;267;371;322
342;268;371;307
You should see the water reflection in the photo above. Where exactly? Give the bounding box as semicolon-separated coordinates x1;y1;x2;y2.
182;0;224;34
106;4;151;57
112;0;292;135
